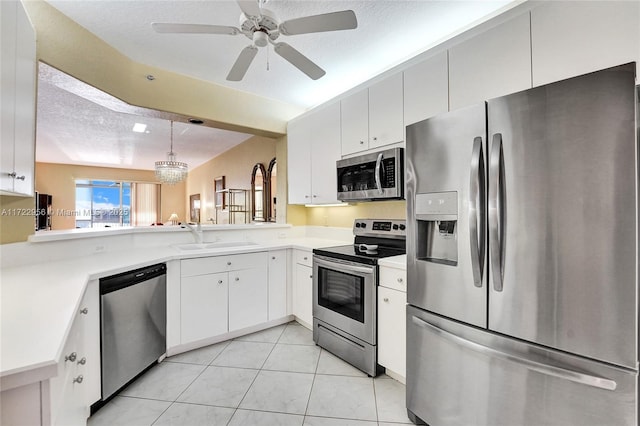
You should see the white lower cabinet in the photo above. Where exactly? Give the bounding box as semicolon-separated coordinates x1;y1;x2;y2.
181;272;228;343
267;250;288;320
292;250;313;327
378;266;407;381
48;280;100;426
180;252;268;345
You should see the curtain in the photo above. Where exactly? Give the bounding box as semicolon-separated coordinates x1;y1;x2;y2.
131;183;161;226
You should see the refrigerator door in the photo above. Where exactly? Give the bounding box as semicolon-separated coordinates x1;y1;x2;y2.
487;63;637;369
407;305;638;426
406;103;488;327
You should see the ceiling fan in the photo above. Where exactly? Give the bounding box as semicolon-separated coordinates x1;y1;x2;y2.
151;0;358;81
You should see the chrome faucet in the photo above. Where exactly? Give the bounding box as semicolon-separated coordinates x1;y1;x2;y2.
181;222;203;244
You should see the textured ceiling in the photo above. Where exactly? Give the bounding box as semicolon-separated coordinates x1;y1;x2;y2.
37;0;517;171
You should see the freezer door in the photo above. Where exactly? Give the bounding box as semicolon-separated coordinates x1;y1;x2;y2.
406;103;488;327
406;305;638;426
487;63;637;369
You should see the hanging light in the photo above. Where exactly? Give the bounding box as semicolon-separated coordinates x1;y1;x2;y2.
155;121;188;184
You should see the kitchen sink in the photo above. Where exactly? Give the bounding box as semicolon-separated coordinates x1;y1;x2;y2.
173;241;259;251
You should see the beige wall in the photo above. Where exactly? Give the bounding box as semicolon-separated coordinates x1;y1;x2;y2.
35;163;185;230
303;200;406;228
0;196;38;244
186;136;276;224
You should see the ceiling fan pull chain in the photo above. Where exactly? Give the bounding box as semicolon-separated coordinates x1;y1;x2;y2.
266;45;270;71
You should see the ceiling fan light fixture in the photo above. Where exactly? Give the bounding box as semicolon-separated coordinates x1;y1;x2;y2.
253;30;269;47
155;121;188;185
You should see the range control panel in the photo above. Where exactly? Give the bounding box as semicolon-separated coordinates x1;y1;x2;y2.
353;219;406;238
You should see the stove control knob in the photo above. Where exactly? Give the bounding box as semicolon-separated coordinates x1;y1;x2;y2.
355;222;362;228
392;224;399;230
399;224;406;231
360;222;367;229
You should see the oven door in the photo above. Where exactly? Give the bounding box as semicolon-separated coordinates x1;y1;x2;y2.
313;255;377;345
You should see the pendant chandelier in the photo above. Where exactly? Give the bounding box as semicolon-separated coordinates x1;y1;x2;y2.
155;121;188;185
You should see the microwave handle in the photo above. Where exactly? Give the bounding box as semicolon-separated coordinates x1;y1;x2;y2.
375;152;384;195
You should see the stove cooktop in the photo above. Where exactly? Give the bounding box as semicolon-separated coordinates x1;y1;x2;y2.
313;244;406;266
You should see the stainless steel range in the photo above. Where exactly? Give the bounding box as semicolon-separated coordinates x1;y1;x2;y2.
312;219;406;376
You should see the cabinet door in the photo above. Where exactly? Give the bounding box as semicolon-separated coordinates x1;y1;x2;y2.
310;102;341;204
341;89;369;155
268;250;287;320
531;1;639;86
79;280;100;408
403;51;449;126
293;263;313;326
181;273;228;344
369;73;404;149
287;118;312;204
0;0;17;193
229;267;268;331
12;0;35;196
449;12;532;110
378;286;406;378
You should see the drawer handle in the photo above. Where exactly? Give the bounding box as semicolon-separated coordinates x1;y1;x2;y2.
79;307;89;315
309;275;313;279
359;140;364;145
272;256;276;260
77;357;86;365
397;278;403;283
235;277;240;281
218;279;223;284
383;297;389;302
303;256;308;260
227;261;232;266
65;352;77;362
73;375;83;384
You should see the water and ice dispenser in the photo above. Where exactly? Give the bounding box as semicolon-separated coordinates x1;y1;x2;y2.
415;191;458;266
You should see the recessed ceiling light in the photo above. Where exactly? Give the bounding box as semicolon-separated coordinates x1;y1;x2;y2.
132;123;147;133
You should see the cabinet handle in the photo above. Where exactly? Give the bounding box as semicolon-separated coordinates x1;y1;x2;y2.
372;136;378;142
313;195;317;198
397;278;403;283
65;352;77;362
303;256;308;260
227;261;232;266
383;297;389;302
77;357;86;365
235;277;240;281
305;195;310;198
79;307;88;314
218;279;223;284
359;140;364;145
271;256;276;260
7;172;25;181
309;275;313;279
73;375;83;384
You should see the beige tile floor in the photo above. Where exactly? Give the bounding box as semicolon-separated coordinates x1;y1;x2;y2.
88;321;412;426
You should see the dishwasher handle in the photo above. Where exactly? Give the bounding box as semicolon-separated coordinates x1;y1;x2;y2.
100;263;166;295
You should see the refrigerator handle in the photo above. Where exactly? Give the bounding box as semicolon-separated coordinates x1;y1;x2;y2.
375;152;384;195
469;137;485;287
411;315;618;391
489;133;505;292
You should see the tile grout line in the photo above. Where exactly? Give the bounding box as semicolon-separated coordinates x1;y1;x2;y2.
302;346;323;424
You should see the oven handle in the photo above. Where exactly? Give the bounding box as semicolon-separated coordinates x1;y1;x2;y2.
313;255;376;275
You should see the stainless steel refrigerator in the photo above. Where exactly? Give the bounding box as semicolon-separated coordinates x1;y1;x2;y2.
405;63;638;425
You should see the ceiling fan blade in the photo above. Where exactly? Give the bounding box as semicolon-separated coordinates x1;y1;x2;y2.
279;10;357;36
237;0;261;18
226;45;259;81
273;42;326;80
152;23;240;35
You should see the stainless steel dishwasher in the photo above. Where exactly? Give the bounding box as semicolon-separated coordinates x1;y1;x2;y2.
99;263;166;403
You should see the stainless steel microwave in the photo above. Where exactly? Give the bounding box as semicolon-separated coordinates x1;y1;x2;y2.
336;147;404;201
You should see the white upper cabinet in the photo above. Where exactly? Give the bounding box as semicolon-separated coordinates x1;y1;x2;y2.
340;89;369;155
531;1;640;86
1;0;36;196
448;12;532;110
403;51;449;126
287;102;341;205
368;73;404;150
341;73;404;156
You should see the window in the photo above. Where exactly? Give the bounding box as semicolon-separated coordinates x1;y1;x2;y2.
75;180;159;228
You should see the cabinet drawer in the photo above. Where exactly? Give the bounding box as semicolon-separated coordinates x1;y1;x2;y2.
295;250;313;267
379;266;406;292
181;252;267;277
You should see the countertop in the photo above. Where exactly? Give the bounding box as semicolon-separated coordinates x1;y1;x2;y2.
0;237;346;391
378;254;407;269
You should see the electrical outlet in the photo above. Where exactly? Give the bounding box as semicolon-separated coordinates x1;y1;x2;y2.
94;245;105;253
